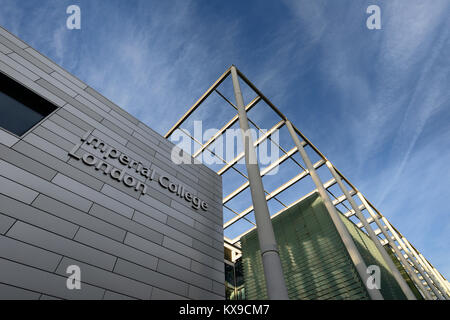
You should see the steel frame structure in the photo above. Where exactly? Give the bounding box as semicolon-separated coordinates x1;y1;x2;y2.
165;66;450;300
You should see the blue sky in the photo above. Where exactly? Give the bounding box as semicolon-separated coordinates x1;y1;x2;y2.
0;0;449;278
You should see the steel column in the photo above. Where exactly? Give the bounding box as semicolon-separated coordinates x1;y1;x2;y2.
381;217;444;300
429;264;450;293
229;178;338;245
402;237;449;299
326;161;416;300
230;66;289;300
419;253;450;294
164;67;231;138
223;159;326;229
357;193;433;299
286;120;383;300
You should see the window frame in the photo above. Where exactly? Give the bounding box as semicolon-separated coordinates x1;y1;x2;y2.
0;70;60;138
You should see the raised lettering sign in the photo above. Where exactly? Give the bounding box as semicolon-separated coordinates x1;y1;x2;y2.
68;130;208;211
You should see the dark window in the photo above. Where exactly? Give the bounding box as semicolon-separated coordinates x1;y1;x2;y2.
0;71;57;136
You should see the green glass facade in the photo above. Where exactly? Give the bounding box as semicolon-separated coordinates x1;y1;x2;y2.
239;192;412;300
385;245;424;299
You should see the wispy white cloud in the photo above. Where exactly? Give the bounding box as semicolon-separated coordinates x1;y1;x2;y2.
375;1;450;204
277;0;450;276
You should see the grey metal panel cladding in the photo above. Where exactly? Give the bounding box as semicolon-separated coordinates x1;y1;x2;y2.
114;258;188;297
90;204;165;245
0;214;16;234
156;259;213;292
0;175;39;204
124;232;191;270
0;194;79;238
0;143;57;180
7;221;117;271
39;294;63;300
32;195;127;242
56;107;95;132
22;133;70;161
132;210;192;246
49;113;87;136
166;216;215;247
103;290;136;300
74;227;159;270
55;257;150;300
0;52;39;81
0;43;13;54
0;27;27;48
0;35;50;74
0;258;106;300
191;260;225;284
0;128;19;147
151;287;189;300
188;285;224;300
0;283;41;300
0;26;223;300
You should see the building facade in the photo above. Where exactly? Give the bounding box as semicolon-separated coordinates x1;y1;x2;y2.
0;26;225;300
1;25;449;301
